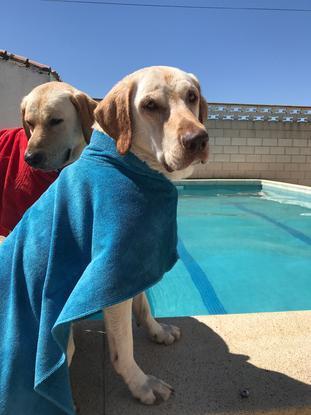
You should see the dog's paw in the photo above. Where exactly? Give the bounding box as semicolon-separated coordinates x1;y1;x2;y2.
150;323;181;345
129;375;174;405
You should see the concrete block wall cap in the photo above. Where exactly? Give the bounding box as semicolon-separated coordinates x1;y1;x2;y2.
0;50;61;81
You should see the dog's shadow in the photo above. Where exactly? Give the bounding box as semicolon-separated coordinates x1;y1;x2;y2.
105;317;311;414
71;317;311;414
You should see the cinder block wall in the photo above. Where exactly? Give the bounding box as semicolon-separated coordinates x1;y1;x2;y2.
192;119;311;186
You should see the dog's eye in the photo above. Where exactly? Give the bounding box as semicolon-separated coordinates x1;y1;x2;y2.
50;118;64;126
143;99;158;111
188;91;198;104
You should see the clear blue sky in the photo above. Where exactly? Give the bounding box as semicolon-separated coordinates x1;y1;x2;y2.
1;0;311;105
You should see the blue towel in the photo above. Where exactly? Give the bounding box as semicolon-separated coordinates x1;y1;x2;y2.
0;130;178;415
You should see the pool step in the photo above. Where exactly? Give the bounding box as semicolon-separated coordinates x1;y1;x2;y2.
104;311;311;415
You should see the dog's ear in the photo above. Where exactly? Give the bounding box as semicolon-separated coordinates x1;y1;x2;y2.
70;93;98;143
199;95;208;125
94;80;134;155
188;73;208;125
21;97;31;139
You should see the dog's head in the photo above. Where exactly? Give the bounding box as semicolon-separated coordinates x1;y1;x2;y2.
94;66;208;177
21;81;98;171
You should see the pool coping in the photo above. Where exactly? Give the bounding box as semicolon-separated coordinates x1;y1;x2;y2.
174;178;311;193
174;178;311;204
71;313;311;414
103;311;311;415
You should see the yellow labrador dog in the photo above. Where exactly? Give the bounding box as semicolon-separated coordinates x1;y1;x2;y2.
69;66;208;405
21;81;97;171
0;82;97;238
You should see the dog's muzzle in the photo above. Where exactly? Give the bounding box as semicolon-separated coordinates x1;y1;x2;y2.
24;150;47;168
181;131;209;154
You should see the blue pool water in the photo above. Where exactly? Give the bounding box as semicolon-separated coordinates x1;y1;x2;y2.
147;184;311;317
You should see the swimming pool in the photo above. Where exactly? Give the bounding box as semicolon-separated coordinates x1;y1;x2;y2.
147;180;311;317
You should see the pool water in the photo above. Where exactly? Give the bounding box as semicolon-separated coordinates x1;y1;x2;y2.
147;184;311;317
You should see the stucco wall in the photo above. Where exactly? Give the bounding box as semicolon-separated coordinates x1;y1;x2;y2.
192;119;311;186
0;60;56;129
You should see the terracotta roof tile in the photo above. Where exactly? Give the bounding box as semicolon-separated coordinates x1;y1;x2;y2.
0;50;61;81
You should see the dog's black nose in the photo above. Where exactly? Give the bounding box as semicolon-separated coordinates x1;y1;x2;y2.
182;131;209;153
24;151;47;167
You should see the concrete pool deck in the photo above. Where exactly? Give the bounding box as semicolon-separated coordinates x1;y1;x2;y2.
70;310;311;414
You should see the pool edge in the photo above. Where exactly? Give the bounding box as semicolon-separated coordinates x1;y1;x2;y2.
174;178;311;203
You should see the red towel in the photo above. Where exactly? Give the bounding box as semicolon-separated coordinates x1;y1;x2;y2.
0;128;58;236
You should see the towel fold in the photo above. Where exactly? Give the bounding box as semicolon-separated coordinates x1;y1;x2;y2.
0;130;178;414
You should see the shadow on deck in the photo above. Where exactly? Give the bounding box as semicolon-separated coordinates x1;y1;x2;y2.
70;312;311;415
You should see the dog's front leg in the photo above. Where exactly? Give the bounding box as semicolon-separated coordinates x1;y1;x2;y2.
133;293;181;345
104;299;174;404
67;326;75;366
